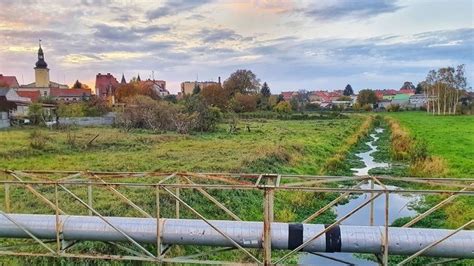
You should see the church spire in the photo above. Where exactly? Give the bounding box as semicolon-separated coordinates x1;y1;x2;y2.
137;74;141;82
35;39;48;69
121;73;126;84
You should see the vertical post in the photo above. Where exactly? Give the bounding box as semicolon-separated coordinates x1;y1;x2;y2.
87;181;93;216
370;179;374;226
4;183;10;213
176;178;180;219
263;186;274;265
156;185;162;259
55;183;60;254
383;191;389;265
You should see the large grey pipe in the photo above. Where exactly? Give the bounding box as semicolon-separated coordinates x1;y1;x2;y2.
0;214;472;258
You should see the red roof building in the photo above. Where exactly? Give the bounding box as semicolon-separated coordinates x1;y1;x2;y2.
399;88;415;95
51;88;92;102
281;91;298;101
16;90;41;102
0;74;20;88
95;73;119;97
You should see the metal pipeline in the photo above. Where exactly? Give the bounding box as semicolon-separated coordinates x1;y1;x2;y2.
0;214;472;258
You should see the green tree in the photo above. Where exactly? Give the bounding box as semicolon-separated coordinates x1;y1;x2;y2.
185;94;222;131
415;82;424;94
223;69;261;95
260;82;271;97
28;103;45;125
273;101;292;113
343;84;354;96
357;89;377;106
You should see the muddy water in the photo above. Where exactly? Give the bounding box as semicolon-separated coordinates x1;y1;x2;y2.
299;128;419;265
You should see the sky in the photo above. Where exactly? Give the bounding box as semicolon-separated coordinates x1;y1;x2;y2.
0;0;473;94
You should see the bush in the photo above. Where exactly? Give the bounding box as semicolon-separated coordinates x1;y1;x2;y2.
362;104;373;112
28;103;45;125
117;95;221;134
386;104;401;112
29;130;50;150
117;96;176;132
273;101;292;113
305;102;320;111
185;94;222;132
232;93;258;112
57;97;111;117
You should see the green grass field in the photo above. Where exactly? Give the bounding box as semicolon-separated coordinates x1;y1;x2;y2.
0;117;370;263
0;117;365;174
385;112;474;177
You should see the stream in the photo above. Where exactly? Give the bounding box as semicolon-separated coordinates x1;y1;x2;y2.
299;128;420;265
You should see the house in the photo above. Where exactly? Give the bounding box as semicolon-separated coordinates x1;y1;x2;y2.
377;100;392;109
17;42;68;97
391;94;410;106
399;88;415;95
281;91;299;101
0;88;31;117
141;79;169;97
51;88;92;102
409;94;427;108
95;73;119;98
17;90;41;102
0;74;20;88
181;80;220;95
309;91;326;102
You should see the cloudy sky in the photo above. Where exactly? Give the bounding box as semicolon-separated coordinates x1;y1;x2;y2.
0;0;473;93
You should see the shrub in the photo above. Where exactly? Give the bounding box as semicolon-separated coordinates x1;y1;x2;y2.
362;104;373;112
28;103;45;125
57;102;86;117
273;101;292;113
117;95;221;134
232;93;258;112
185;94;222;132
387;104;401;112
29;130;50;150
117;95;176;132
305;102;320;111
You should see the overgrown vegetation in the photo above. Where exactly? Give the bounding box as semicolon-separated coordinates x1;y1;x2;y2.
321;115;374;174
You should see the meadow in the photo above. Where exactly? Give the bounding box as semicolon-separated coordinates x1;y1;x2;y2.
0;117;365;174
0;116;369;263
385;112;474;177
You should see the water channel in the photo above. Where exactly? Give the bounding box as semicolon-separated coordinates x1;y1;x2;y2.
299;128;420;265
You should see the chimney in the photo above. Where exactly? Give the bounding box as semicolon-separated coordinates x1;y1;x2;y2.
218;76;221;84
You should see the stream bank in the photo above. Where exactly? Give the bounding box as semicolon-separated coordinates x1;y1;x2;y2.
300;124;419;265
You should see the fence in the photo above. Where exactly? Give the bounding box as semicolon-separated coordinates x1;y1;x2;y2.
0;112;9;129
58;113;115;126
0;170;472;265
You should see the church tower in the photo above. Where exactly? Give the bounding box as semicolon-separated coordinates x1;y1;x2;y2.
34;40;50;87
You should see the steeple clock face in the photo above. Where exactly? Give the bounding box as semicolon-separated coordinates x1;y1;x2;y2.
39;55;44;59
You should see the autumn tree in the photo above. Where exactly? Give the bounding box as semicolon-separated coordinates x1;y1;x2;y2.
201;84;230;110
343;84;354;96
231;93;258;112
72;80;91;90
116;82;155;102
223;69;261;95
424;65;468;115
357;89;377;106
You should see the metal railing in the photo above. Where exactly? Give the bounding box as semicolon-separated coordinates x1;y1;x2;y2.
0;169;472;265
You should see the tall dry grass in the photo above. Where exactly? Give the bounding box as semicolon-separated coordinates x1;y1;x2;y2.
385;117;447;177
321;115;374;173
